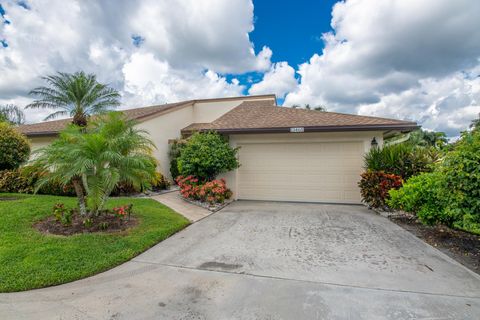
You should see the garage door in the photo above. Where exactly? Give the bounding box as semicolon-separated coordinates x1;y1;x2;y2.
237;142;365;203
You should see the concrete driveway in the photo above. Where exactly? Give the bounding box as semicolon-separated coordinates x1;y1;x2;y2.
1;201;480;319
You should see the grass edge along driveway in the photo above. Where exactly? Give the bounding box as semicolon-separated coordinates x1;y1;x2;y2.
0;193;190;292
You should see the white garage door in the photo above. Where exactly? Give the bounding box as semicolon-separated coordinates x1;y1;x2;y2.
237;141;365;203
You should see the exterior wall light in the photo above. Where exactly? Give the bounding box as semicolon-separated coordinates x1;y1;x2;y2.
371;137;378;148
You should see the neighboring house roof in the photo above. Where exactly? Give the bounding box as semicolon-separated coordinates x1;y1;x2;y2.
182;101;418;134
18;94;277;137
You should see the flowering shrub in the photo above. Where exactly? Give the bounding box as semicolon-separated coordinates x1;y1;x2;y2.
200;179;233;204
113;204;133;219
176;175;201;200
176;175;232;204
358;171;403;208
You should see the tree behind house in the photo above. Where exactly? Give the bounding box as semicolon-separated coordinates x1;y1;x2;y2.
26;71;121;126
0;104;25;125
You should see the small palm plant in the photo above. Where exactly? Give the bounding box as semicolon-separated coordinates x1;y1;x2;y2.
33;112;156;216
26;71;120;126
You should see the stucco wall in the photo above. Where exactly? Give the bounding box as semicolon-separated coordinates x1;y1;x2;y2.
136;105;194;178
135;97;275;180
29;136;56;152
219;131;384;200
193;100;243;123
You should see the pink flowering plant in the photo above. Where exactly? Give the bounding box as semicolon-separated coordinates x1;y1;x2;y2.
113;204;133;220
176;175;232;204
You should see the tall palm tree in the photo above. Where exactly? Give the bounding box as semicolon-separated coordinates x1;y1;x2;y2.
27;71;121;209
26;71;121;126
0;104;25;125
33;112;156;216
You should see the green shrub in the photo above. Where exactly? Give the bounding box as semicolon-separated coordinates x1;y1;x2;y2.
388;130;480;234
364;143;436;179
0;122;30;170
0;166;76;196
440;130;480;232
177;132;239;180
169;139;186;180
387;171;453;225
111;172;169;196
358;171;403;208
0;166;168;197
0;169;33;193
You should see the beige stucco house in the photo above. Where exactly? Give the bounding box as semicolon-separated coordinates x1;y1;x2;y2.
18;94;417;204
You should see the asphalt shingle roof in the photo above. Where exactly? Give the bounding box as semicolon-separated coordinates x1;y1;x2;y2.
182;101;418;134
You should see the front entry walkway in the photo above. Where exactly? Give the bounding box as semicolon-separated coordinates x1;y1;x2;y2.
151;191;211;222
1;201;479;319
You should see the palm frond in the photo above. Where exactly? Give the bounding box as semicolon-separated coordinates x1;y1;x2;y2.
27;71;120;124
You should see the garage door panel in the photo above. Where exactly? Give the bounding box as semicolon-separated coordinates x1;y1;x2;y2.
237;142;364;203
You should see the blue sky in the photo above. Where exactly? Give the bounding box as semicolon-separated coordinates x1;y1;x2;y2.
0;0;479;136
227;0;338;103
250;0;337;67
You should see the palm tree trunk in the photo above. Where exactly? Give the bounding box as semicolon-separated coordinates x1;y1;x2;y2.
72;177;87;216
95;193;109;216
72;113;87;127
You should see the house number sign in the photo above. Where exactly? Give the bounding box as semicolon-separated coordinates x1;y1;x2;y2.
290;127;305;133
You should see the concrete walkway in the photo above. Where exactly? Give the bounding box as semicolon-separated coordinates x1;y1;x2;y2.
1;201;479;319
150;191;212;222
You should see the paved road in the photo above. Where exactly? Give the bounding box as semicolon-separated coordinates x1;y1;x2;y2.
1;201;479;319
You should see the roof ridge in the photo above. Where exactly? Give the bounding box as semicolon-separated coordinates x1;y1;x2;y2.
257;104;415;124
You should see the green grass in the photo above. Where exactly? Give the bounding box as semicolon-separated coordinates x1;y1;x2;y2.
0;193;190;292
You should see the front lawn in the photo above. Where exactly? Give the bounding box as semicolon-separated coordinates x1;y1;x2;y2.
0;193;189;292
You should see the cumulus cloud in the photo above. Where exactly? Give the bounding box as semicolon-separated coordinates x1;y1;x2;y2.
0;0;269;122
248;62;298;98
285;0;480;135
122;52;244;107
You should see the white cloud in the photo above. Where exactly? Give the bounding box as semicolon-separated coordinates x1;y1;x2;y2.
0;0;268;122
1;0;479;135
122;52;244;107
285;0;480;135
248;62;297;98
357;70;480;136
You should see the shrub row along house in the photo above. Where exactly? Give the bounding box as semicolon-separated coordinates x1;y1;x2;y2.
19;94;418;204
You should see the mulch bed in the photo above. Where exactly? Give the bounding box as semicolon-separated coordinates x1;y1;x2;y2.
34;213;138;236
390;215;480;274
